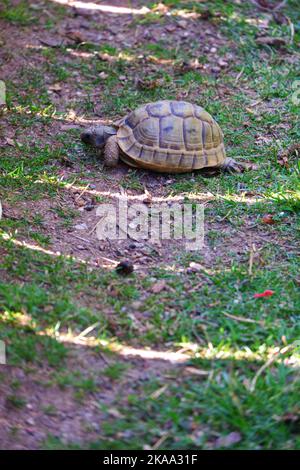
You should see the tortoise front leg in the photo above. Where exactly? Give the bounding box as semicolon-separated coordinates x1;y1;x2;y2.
104;135;120;167
219;157;246;173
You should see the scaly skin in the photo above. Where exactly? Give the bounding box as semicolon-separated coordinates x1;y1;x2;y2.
104;135;120;167
219;157;246;173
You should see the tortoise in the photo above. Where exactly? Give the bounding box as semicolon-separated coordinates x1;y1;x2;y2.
81;100;245;174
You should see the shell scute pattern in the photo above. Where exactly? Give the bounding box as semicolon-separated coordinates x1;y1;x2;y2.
146;101;171;117
159;115;182;150
133;118;159;148
117;100;226;173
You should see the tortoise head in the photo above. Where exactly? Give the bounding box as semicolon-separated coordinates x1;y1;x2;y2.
81;125;117;149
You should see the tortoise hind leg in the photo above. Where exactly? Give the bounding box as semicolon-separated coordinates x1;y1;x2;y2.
104;135;120;167
219;157;246;174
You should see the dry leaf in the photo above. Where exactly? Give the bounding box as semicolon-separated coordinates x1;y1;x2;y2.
261;214;276;224
256;36;286;47
277;144;300;168
152;2;169;14
275;411;300;424
49;83;62;92
215;431;242;448
150;384;169;399
218;59;229;68
135;78;162;90
99;72;109;79
39;37;62;48
151;280;167;294
6;138;15;146
177;20;188;29
165;24;177;33
107;408;124;419
75;198;86;207
65;30;85;44
183;367;210;376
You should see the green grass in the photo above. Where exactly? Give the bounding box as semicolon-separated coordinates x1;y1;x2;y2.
6;394;27;409
0;0;299;450
0;0;37;26
87;363;299;450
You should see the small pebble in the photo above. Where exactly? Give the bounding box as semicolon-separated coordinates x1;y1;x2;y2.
26;418;35;426
74;223;88;230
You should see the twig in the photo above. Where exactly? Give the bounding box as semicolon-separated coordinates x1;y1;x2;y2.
76;322;100;339
98;352;112;365
248;243;256;276
248;99;264;108
65;178;77;190
223;312;265;326
98;255;119;265
249;346;292;392
249;354;278;392
234;67;245;84
218;209;232;222
88;216;105;236
75;183;90;201
73;234;93;244
150;384;169;400
250;0;287;12
152;433;170;450
286;16;295;44
192;327;205;345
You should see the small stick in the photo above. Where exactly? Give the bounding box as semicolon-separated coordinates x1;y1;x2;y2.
76;322;100;339
150;384;169;400
248;243;256;276
75;183;90;201
98;352;111;365
152;433;170;450
192;327;205;345
248;99;264;108
99;256;118;265
249;354;278;393
218;209;232;222
249;346;292;392
234;67;244;84
73;234;93;244
286;16;295;44
250;0;287;12
88;216;105;236
223;312;265;326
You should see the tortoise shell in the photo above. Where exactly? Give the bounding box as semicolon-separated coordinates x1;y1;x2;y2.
117;100;226;173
